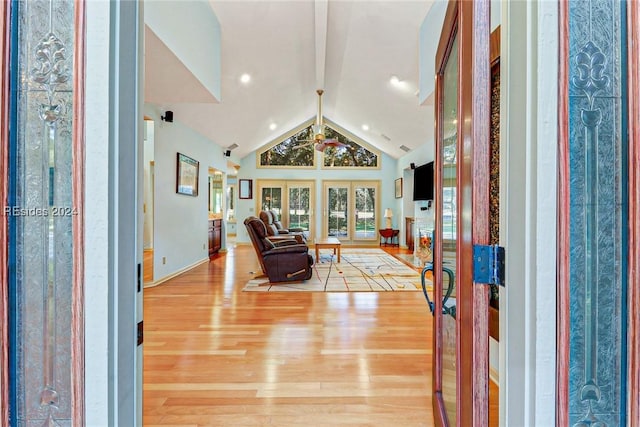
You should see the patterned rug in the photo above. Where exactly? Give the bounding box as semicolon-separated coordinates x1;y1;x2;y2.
243;248;430;292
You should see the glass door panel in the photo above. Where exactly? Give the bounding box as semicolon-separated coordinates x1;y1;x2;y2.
257;180;316;241
327;186;349;239
260;187;282;215
354;186;376;240
439;32;459;425
288;187;310;231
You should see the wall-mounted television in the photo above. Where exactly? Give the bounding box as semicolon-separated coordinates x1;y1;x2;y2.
413;161;434;201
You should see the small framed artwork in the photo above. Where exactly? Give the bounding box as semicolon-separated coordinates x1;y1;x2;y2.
176;152;199;196
395;178;403;198
239;179;253;199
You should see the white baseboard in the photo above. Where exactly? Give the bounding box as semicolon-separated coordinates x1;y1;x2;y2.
143;257;209;288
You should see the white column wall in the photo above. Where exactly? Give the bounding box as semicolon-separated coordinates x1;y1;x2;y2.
84;1;111;424
500;0;558;425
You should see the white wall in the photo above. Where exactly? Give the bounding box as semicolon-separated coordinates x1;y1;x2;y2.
143;121;155;249
418;0;447;105
146;106;228;280
500;0;558;425
144;0;221;101
84;2;111;423
235;150;399;243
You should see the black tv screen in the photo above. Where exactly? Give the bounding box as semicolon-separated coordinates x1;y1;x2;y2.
413;162;434;201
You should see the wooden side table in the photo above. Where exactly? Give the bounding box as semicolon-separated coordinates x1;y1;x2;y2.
315;237;342;263
379;229;399;247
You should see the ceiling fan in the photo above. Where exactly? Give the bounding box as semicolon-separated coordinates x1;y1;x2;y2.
295;89;350;152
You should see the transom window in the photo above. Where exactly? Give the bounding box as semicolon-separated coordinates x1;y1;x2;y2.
258;120;380;169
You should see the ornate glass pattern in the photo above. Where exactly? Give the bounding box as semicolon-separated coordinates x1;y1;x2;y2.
489;63;500;307
11;0;76;425
568;1;628;425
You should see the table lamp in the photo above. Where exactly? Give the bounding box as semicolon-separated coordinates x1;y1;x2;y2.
384;208;393;229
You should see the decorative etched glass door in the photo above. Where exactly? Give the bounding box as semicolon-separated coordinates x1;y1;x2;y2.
3;0;86;425
557;1;637;425
432;1;491;425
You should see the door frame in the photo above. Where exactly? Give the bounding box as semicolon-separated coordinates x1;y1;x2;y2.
433;0;491;425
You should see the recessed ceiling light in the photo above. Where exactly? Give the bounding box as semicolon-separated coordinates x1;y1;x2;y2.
362;124;369;131
269;123;277;130
240;73;251;84
390;75;401;86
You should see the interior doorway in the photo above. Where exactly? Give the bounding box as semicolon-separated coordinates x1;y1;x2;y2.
143;118;155;284
226;174;237;246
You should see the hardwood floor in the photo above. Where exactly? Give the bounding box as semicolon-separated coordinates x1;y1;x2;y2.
144;249;154;283
143;244;498;426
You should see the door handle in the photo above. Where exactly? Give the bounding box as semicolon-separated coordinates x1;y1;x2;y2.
421;263;456;317
421;264;435;314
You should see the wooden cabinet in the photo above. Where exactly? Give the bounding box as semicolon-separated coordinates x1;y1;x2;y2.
405;217;415;251
208;219;222;258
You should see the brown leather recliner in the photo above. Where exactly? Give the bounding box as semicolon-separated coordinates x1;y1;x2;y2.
244;216;314;283
259;210;307;243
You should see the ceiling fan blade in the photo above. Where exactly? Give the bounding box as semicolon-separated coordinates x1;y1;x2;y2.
292;140;315;149
324;139;350;148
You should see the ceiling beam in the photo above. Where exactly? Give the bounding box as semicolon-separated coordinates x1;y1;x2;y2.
314;0;328;90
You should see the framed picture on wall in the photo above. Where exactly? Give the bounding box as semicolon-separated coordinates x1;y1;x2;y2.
176;152;199;196
239;179;252;199
395;178;403;198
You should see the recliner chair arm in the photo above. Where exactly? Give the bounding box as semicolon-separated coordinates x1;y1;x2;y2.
270;238;299;247
263;244;310;257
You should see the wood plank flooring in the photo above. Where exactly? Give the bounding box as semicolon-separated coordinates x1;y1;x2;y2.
143;244;497;426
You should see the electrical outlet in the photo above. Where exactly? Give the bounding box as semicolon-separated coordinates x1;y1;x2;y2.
162;256;166;265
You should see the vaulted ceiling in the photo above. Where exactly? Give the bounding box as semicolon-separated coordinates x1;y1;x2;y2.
145;0;436;160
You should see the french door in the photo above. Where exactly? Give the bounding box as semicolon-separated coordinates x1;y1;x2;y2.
321;181;379;243
256;180;315;242
432;1;491;426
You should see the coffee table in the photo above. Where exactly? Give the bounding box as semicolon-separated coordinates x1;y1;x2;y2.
315;237;341;263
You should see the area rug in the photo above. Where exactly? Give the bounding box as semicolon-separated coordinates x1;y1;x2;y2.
243;248;431;292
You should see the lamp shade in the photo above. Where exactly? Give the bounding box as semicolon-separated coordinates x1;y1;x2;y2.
384;208;393;218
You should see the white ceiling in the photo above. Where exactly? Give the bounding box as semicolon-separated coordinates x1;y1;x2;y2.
145;0;436;160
